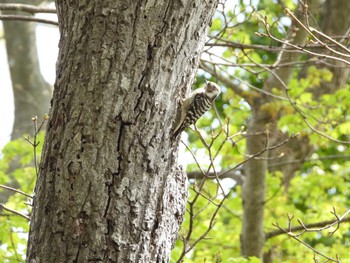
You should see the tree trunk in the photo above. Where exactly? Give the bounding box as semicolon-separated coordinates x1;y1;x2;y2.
240;0;322;258
1;0;52;139
0;0;51;210
319;0;350;91
240;105;268;258
268;0;350;190
242;0;350;259
27;1;218;262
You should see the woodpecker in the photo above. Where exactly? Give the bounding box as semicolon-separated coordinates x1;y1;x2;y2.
173;80;221;138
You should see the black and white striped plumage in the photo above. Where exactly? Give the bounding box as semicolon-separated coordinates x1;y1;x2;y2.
173;81;221;138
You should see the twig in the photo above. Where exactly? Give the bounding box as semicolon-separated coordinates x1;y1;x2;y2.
177;191;231;263
270;209;350;262
219;133;300;178
187;169;244;184
0;14;58;26
285;8;350;59
273;221;339;262
268;154;350;168
9;229;20;261
205;40;343;52
0;3;56;14
257;17;350;66
0;204;31;221
178;127;235;262
297;209;350;237
181;140;206;177
201;57;320;70
309;27;350;55
200;60;288;102
241;48;350;145
24;115;49;177
266;215;350;239
0;184;32;199
268;63;350;144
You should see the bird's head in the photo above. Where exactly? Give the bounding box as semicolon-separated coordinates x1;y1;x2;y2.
204;80;221;99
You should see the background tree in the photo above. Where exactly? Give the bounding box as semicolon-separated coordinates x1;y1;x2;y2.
173;0;350;262
0;0;52;139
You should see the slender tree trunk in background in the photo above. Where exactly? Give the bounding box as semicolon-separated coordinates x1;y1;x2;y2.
263;1;350;259
0;0;51;207
240;0;322;258
27;0;218;262
268;0;350;190
1;0;52;139
242;0;350;260
240;105;268;258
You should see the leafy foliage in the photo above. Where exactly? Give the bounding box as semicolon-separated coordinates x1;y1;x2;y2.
171;0;350;262
0;133;44;263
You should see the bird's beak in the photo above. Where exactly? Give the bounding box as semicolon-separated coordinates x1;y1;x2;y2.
204;79;208;84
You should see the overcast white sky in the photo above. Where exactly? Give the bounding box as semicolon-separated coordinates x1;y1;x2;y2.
0;10;59;149
0;38;14;148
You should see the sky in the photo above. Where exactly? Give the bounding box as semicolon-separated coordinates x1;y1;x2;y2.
0;37;14;148
0;11;59;149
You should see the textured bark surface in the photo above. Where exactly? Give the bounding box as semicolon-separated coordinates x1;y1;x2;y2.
1;0;52;139
27;0;218;262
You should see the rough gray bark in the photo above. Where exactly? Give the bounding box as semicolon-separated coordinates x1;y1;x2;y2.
26;0;218;262
1;0;52;139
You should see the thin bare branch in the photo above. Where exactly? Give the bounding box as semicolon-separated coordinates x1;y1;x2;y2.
285;8;350;59
309;27;350;55
270;65;350;144
272;221;340;262
177;191;231;263
0;3;56;14
266;211;350;239
205;40;341;52
0;184;32;199
242;49;350;145
0;204;31;221
269;154;350;168
187;170;244;184
200;60;289;102
220;133;300;178
257;22;350;66
0;14;58;26
270;209;350;262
